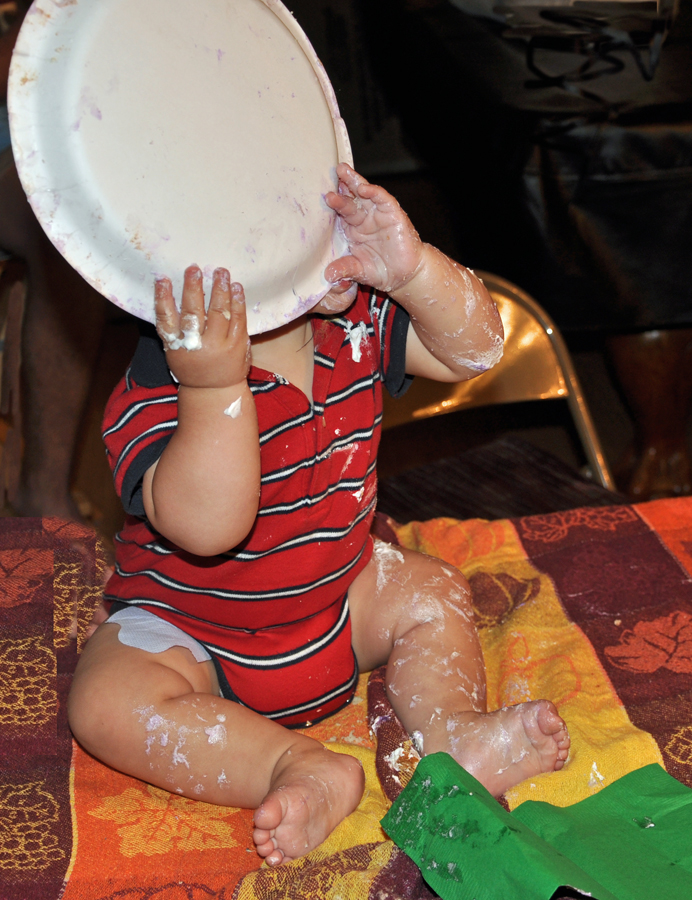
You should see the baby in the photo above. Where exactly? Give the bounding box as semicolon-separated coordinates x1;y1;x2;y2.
68;164;569;866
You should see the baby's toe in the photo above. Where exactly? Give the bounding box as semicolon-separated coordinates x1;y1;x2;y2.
253;833;277;857
535;701;565;734
264;847;285;867
253;793;285;831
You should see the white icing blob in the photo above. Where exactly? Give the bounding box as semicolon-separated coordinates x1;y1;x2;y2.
224;397;242;418
172;748;189;768
160;314;203;351
411;730;425;755
146;714;166;732
345;320;368;362
384;747;406;770
372;537;405;593
204;723;227;745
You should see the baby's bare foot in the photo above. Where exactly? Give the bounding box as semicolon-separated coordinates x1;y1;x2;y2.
445;700;570;796
252;744;365;866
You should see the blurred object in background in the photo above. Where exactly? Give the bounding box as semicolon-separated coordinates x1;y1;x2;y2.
0;0;136;541
288;0;422;176
360;0;692;501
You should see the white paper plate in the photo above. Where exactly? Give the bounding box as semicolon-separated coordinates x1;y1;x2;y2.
8;0;352;333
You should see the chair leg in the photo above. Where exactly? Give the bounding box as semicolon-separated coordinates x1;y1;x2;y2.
607;329;692;500
478;271;617;492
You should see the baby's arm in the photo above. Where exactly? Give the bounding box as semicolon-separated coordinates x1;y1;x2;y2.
142;265;260;556
324;164;503;382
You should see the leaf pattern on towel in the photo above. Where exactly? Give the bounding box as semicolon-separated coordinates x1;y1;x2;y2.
52;557;107;650
665;726;692;767
0;781;65;871
604;611;692;674
42;517;98;541
89;785;241;857
495;633;582;709
0;548;52;608
81;885;224;900
518;506;637;544
234;843;394;900
393;516;507;570
469;571;540;628
0;637;56;727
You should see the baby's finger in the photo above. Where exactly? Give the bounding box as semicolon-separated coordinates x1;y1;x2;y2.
228;281;248;341
154;277;180;340
354;180;397;210
324;190;342;211
336;162;370;195
325;190;361;218
230;283;251;374
181;264;207;323
205;267;233;339
325;255;363;285
338;179;356;200
329;279;356;294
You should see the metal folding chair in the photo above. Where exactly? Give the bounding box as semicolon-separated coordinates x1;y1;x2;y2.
381;271;615;491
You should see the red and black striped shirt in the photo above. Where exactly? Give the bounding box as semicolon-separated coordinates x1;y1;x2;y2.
102;287;410;726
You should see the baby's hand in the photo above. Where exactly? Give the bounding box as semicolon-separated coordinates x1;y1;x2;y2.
324;163;424;294
155;265;250;389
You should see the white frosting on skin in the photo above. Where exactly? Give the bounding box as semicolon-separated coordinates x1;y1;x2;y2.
224;397;242;418
160;313;203;351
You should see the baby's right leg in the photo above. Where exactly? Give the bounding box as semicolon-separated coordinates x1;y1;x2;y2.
349;542;570;796
68;622;364;866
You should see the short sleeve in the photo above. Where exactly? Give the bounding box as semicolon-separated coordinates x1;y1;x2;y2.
102;324;178;517
368;289;413;398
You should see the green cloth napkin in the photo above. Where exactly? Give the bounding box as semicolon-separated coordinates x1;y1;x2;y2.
381;754;692;900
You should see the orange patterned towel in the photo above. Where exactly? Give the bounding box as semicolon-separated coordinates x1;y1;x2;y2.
3;499;692;899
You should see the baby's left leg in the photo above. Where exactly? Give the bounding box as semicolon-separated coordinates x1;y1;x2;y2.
348;540;570;796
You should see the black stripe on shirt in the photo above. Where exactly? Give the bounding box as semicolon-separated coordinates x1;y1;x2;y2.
129;324;175;388
259;409;314;447
249;380;284;395
113;420;178;481
103;393;178;440
260;421;380;485
203;594;350;668
224;497;375;561
262;668;358;721
120;436;174;517
257;460;377;516
324;373;379;408
314;352;335;370
108;540;367;604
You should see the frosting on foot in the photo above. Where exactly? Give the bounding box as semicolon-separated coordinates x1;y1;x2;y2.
444;700;570;796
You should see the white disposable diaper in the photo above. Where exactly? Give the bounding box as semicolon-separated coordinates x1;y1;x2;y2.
109;606;211;663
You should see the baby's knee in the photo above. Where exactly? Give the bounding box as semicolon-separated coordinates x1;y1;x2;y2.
405;563;474;634
66;665;104;752
422;557;472;612
67;626;147;755
438;562;471;597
